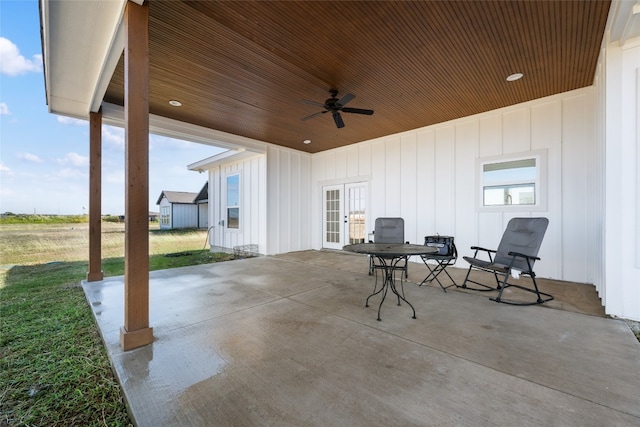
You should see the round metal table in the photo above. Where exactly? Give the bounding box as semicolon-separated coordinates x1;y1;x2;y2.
343;243;438;320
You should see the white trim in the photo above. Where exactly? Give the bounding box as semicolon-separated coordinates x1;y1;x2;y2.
188;149;267;172
90;18;125;113
322;184;344;250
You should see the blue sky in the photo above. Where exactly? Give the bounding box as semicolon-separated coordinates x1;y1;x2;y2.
0;1;225;215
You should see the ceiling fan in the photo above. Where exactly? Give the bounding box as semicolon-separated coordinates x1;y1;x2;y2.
301;89;374;129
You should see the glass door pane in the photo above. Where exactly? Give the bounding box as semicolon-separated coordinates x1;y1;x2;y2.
322;185;343;250
346;183;366;244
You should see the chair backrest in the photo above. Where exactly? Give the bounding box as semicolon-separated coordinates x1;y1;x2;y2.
374;217;405;244
495;217;548;271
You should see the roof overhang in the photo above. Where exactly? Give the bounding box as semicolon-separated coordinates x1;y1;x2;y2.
39;0;142;118
187;148;263;173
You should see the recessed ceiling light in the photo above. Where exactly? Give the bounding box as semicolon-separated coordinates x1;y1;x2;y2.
169;100;182;107
303;139;311;144
506;73;523;82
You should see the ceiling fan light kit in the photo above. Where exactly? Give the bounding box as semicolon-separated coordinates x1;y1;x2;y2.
301;89;374;129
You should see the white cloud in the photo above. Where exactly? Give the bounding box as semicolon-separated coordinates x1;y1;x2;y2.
56;115;87;126
0;161;14;176
103;125;125;148
0;37;42;76
0;102;10;115
58;152;89;167
17;152;44;163
58;168;85;179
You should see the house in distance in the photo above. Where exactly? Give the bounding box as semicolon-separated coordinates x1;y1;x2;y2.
156;182;208;230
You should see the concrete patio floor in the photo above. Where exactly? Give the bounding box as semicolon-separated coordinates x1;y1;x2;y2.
83;250;640;426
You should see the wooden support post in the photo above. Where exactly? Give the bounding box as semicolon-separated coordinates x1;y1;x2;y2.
87;110;104;282
120;0;153;351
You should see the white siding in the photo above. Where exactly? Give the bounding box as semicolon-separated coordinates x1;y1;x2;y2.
171;204;198;229
596;35;640;321
208;154;268;254
311;88;598;286
266;145;312;255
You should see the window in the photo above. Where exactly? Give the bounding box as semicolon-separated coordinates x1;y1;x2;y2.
160;206;170;226
226;174;240;229
478;151;546;211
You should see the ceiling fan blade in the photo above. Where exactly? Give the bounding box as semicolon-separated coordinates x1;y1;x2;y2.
301;111;327;121
333;111;345;128
337;93;355;107
301;99;325;108
342;107;374;115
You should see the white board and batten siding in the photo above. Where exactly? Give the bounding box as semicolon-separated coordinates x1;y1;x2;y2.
311;87;599;288
205;146;312;256
171;204;198;229
207;153;268;255
594;34;640;321
265;145;312;255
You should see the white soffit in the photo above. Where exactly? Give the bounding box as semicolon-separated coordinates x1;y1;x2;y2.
608;0;640;44
40;0;127;119
101;102;267;154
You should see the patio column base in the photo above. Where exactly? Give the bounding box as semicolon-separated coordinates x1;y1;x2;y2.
120;326;154;351
86;271;104;282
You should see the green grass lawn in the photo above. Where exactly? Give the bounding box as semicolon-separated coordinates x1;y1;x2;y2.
0;220;234;426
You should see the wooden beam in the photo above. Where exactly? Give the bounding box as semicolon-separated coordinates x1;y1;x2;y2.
120;0;153;351
87;110;104;282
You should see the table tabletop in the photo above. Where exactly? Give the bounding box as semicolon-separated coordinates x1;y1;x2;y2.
343;243;438;257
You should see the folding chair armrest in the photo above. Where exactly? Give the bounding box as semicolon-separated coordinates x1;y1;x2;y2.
507;251;540;261
470;246;495;253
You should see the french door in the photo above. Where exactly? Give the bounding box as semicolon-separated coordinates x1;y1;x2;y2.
322;182;367;249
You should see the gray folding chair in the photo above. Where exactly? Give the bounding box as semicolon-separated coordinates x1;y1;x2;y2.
461;217;553;305
368;217;409;279
419;235;458;292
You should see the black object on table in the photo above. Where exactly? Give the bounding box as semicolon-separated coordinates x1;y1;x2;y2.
343;243;437;321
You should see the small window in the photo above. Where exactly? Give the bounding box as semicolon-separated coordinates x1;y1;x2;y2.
478;151;546;211
226;174;240;229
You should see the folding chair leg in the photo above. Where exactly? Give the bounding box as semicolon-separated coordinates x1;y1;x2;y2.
420;261;456;292
438;265;458;291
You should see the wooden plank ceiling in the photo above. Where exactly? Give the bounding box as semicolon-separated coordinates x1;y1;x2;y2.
104;0;611;153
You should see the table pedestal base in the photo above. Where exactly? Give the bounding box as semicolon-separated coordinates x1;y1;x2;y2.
366;255;416;321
